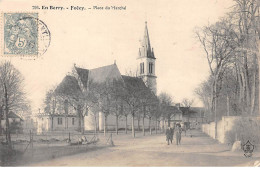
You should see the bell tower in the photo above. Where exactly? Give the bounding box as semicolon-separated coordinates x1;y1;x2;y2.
137;21;157;95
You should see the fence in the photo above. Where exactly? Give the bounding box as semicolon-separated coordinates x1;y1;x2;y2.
0;130;112;166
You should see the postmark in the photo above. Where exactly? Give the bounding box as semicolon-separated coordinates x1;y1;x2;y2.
2;13;51;58
242;140;255;158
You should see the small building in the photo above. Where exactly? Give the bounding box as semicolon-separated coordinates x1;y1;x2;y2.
180;107;205;129
0;111;23;134
35;113;79;134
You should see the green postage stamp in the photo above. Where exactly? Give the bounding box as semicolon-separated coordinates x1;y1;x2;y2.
3;13;38;56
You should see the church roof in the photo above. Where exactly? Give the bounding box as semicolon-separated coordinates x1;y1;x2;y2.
89;64;122;83
55;75;82;97
121;75;147;89
121;75;154;98
75;67;89;88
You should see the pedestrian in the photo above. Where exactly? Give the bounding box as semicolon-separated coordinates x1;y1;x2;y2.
183;124;187;136
170;127;174;144
176;124;182;145
165;126;171;145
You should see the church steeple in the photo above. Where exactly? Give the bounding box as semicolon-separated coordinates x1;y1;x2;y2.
137;21;157;95
139;21;155;59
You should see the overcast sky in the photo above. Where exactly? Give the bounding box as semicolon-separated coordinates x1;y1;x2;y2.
1;0;234;113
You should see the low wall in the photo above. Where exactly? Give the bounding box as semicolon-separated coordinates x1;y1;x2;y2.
201;116;260;143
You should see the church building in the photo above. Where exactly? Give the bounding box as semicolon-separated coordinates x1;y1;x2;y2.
35;22;160;133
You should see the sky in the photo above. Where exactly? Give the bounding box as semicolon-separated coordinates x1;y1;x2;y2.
0;0;235;113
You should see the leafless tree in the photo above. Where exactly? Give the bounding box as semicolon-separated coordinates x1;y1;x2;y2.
0;61;27;149
158;92;174;129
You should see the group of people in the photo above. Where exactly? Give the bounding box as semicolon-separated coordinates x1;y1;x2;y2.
165;123;183;145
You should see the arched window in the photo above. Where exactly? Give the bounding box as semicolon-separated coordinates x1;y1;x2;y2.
149;62;153;74
140;62;144;74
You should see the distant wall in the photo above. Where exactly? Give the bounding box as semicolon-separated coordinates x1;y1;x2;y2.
201;116;260;143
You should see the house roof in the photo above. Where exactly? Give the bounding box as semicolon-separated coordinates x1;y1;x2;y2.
55;75;82;97
75;67;89;88
37;113;78;118
1;111;23;120
89;64;122;83
168;106;182;114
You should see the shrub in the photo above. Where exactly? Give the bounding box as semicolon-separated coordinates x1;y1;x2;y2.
225;118;260;145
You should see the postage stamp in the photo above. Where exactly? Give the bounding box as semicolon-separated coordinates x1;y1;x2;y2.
2;12;51;58
3;13;38;56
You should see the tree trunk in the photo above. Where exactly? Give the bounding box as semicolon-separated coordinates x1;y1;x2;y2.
227;95;230;116
142;116;145;136
137;115;140;131
116;115;118;135
0;120;1;135
81;115;84;134
259;40;260;116
132;114;135;138
214;81;218;140
155;118;158;134
104;114;107;136
125;116;127;134
94;115;97;135
4;84;12;149
149;117;152;135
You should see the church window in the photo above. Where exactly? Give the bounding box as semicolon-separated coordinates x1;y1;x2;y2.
72;118;75;125
140;62;144;74
149;62;153;74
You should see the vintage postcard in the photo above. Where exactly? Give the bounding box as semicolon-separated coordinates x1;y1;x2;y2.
0;0;260;167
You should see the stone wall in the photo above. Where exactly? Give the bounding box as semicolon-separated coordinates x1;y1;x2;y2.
201;116;260;143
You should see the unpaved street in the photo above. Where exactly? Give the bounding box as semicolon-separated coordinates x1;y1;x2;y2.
29;130;260;166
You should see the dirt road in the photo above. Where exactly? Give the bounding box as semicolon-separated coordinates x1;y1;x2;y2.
28;130;260;166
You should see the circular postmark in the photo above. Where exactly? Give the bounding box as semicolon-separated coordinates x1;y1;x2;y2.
4;13;51;59
19;16;51;58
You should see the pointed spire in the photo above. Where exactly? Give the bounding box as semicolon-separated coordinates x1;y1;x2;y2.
139;21;155;59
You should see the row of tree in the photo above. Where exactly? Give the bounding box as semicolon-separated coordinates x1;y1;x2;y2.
195;0;260;138
44;71;178;138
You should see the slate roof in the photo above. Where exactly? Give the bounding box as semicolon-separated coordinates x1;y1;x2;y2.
75;67;89;88
55;75;82;97
89;64;122;83
168;106;182;114
54;64;154;102
121;75;147;89
1;111;23;120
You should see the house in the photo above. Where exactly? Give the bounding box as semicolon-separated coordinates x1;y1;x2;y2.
0;111;23;134
159;105;183;129
180;107;205;129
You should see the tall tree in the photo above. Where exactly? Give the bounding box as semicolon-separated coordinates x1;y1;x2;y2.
0;61;27;149
158;92;174;129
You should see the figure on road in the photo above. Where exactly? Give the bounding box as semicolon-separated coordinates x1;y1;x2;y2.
176;124;182;145
170;127;174;144
166;127;172;145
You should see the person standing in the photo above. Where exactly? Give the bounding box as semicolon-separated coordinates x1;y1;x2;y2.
176;124;182;145
170;127;174;144
165;127;171;145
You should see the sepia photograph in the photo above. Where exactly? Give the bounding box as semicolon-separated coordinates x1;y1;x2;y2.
0;0;260;167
